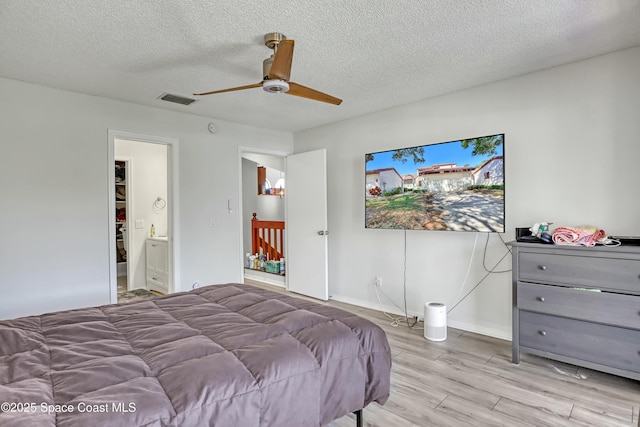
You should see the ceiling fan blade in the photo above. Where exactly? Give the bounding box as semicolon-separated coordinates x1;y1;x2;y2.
268;39;294;81
193;82;263;96
287;82;342;105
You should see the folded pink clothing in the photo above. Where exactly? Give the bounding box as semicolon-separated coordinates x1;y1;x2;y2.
552;227;606;246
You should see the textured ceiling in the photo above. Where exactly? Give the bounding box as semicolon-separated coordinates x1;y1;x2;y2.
1;0;639;132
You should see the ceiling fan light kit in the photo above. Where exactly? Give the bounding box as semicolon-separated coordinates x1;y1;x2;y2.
194;32;342;105
263;79;289;93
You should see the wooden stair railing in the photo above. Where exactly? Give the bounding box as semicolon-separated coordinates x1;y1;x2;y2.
251;213;285;261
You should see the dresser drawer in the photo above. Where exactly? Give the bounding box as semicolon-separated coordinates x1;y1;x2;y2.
517;282;640;329
518;251;640;293
519;311;640;374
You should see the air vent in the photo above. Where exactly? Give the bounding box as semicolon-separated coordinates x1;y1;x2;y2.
158;93;196;106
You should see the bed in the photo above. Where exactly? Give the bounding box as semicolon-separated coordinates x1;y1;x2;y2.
0;283;391;426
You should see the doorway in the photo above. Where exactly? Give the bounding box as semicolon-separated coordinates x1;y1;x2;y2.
240;151;287;287
238;146;329;301
108;131;178;304
239;147;289;287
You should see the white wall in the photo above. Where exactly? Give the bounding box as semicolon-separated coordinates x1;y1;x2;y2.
242;152;285;171
294;46;640;339
115;139;168;290
0;77;292;319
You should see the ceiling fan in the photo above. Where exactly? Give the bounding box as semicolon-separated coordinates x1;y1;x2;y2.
194;33;342;105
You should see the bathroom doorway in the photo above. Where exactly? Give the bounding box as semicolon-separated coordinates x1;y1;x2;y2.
108;131;178;304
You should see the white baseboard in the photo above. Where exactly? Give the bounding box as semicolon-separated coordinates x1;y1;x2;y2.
330;292;511;342
244;269;286;287
330;292;414;317
446;319;511;342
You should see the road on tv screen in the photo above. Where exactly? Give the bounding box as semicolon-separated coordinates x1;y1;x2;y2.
365;189;504;232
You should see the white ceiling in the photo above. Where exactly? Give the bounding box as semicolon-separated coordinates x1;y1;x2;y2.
1;1;639;132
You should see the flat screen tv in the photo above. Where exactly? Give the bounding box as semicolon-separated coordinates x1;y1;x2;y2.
365;134;504;232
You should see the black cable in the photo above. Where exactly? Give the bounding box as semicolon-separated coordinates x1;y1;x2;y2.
402;229;510;327
482;232;512;274
448;246;511;314
402;228;411;328
497;232;512;253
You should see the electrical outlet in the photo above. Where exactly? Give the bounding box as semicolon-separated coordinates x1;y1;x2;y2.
374;276;382;287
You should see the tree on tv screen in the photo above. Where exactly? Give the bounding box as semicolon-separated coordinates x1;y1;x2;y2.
391;147;425;164
460;135;502;157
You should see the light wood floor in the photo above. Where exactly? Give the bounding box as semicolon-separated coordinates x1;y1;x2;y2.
245;280;639;427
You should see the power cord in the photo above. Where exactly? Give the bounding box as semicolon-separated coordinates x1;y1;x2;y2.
376;230;511;328
374;229;418;328
448;238;511;314
402;229;417;328
497;232;512;252
374;282;411;326
451;233;479;306
596;237;621;247
482;232;512;274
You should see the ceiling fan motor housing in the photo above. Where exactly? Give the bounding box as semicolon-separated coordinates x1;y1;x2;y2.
263;56;273;80
262;32;286;80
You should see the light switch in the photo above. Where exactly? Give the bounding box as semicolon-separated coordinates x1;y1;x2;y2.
135;219;144;229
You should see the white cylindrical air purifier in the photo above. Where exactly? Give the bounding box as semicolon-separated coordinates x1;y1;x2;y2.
424;302;447;341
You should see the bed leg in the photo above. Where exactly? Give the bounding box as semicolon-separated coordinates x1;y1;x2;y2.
354;409;363;427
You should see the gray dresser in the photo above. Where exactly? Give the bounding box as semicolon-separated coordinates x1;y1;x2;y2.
510;242;640;381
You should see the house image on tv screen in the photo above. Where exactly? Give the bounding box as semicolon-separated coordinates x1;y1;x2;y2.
472;156;504;186
415;163;475;192
365;168;404;196
415;156;504;192
364;134;505;232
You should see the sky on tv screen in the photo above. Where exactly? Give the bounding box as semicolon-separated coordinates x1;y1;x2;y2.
367;138;503;174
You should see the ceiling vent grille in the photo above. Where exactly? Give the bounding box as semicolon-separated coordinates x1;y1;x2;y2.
159;93;196;106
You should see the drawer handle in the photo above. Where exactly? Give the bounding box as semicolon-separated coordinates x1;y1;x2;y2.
537;297;545;302
538;330;547;336
152;277;157;280
538;265;547;271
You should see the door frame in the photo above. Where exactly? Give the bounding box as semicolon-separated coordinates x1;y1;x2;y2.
108;130;180;303
114;156;132;290
237;145;292;286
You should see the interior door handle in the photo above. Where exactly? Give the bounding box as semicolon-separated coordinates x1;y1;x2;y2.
317;230;329;235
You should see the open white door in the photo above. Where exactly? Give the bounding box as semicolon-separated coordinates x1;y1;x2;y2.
286;149;328;300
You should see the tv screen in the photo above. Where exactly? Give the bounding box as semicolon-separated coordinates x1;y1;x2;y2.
365;134;504;232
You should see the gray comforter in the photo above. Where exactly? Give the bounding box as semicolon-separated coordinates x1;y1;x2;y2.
0;284;391;426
